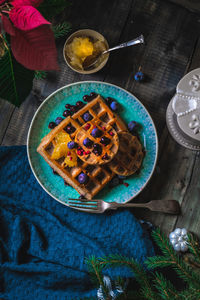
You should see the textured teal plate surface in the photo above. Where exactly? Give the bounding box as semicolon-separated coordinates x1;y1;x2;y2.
27;81;158;207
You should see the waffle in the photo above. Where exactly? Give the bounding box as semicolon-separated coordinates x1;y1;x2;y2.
75;120;119;165
72;95;127;132
37;116;115;199
108;131;144;176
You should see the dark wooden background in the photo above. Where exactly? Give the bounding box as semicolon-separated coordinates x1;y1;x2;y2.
1;0;200;236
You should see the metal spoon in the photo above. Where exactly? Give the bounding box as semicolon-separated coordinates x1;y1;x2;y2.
82;34;145;70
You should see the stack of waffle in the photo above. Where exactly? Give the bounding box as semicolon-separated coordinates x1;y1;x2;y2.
37;95;144;199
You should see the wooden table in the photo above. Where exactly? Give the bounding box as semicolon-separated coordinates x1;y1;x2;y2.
1;0;200;236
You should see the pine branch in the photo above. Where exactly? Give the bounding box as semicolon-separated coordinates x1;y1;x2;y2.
34;70;47;79
153;272;180;299
178;286;200;300
85;256;111;298
188;233;200;264
52;22;71;39
98;254;157;300
149;229;200;288
145;256;172;269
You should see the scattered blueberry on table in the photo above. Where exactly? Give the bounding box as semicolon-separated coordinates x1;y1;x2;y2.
134;71;144;82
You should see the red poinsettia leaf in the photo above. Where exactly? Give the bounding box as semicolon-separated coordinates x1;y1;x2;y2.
9;6;50;31
11;0;43;7
11;25;59;70
1;15;16;36
0;0;5;4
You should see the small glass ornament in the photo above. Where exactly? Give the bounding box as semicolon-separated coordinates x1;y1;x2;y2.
169;228;188;252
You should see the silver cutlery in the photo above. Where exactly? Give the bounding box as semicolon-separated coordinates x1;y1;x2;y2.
68;198;181;214
82;34;145;70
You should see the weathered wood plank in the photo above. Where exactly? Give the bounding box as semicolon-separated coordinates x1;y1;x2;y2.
0;98;15;145
168;0;200;14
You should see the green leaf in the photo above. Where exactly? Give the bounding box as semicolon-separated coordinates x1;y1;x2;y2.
0;37;34;107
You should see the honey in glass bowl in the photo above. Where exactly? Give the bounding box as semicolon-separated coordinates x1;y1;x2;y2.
63;29;109;74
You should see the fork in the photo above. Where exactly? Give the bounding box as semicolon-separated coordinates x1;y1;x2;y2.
68;198;181;214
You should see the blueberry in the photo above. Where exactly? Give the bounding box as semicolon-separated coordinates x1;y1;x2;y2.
110;176;120;187
83;138;93;148
76;101;85;109
91;127;102;138
55;117;63;125
100;136;110;145
67;141;77;149
83;112;93;122
65;104;71;109
52;169;58;175
118;175;126;179
93;143;102;156
83;95;90;102
128;121;137;132
110;101;118;111
78;172;89;184
134;71;144;81
63;110;71;117
105;97;113;105
64;125;76;134
48;121;56;129
70;105;78;113
102;154;109;160
90;92;97;99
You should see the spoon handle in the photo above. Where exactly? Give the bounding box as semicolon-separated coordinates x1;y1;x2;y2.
103;34;144;54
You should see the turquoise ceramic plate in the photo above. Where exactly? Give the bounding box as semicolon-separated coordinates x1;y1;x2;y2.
27;81;158;207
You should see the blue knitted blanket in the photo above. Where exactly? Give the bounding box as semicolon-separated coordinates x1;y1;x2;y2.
0;146;154;299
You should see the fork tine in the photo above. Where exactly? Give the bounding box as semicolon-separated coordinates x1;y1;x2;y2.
68;200;97;207
68;203;98;211
68;198;100;201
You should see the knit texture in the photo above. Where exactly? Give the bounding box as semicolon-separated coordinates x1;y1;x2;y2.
0;146;154;299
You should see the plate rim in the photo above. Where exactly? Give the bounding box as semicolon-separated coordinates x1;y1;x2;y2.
27;80;159;207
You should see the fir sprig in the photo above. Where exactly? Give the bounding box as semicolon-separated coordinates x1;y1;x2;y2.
153;272;179;299
52;22;71;39
146;229;200;288
83;229;200;300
